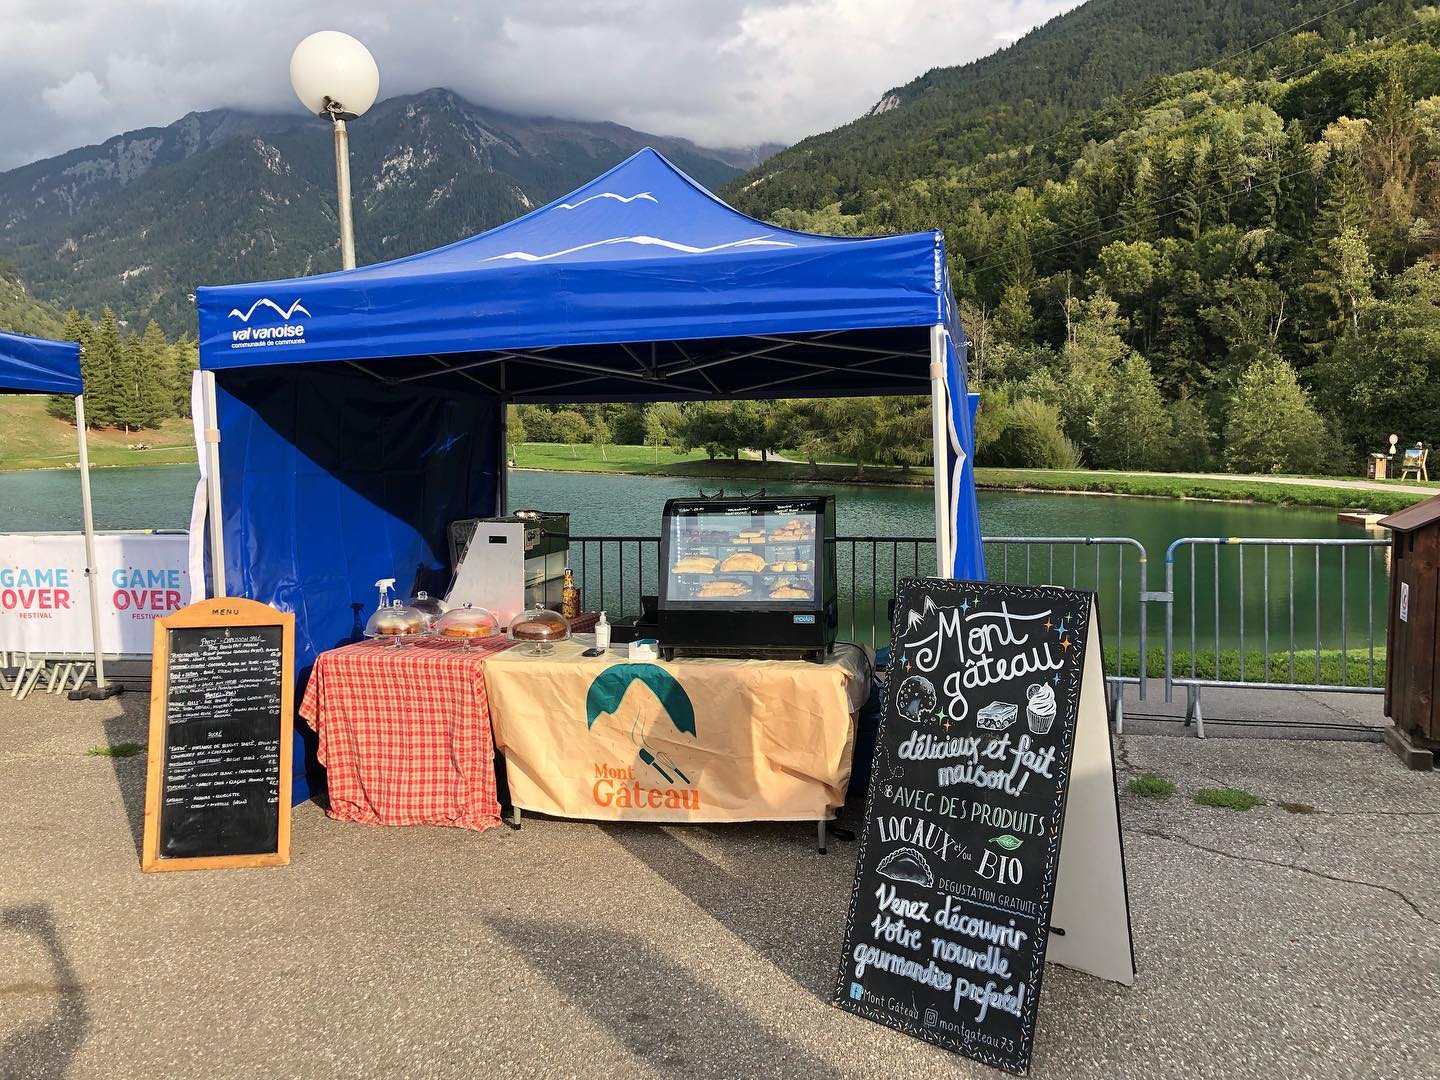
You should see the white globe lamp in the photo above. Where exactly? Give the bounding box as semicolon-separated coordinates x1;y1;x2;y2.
290;31;379;120
289;31;379;269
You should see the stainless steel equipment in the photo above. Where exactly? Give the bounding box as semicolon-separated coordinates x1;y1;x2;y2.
446;512;570;628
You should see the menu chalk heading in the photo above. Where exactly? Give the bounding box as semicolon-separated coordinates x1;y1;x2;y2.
834;579;1133;1075
142;597;295;873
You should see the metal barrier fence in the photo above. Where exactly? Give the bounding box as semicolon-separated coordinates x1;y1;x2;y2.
571;534;1149;727
0;653;95;700
1163;537;1391;737
572;532;1395;738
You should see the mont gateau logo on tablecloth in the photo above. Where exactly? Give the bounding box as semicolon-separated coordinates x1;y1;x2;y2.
227;297;309;349
584;664;701;810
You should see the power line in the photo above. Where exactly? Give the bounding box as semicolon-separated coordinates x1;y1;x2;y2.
965;138;1322;277
965;160;1327;280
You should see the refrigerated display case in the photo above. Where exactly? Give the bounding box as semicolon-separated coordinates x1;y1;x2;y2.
658;496;837;660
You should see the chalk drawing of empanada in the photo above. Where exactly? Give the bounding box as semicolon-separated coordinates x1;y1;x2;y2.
876;846;934;888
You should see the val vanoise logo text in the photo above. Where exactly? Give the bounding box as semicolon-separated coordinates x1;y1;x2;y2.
227;297;310;349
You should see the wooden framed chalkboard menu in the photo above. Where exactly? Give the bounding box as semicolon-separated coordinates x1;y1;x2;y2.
142;597;294;872
834;579;1133;1075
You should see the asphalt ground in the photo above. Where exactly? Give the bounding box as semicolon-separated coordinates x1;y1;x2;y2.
1;691;1436;1080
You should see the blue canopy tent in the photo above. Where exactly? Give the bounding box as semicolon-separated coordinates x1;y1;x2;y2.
194;148;984;799
0;330;116;698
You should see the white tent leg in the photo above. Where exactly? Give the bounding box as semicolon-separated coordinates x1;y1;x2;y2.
202;371;228;597
929;324;951;577
70;395;121;700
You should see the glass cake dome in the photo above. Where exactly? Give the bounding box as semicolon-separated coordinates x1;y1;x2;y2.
364;600;429;646
434;602;501;650
507;606;571;655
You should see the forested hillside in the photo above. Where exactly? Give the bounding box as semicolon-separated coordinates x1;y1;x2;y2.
725;3;1440;473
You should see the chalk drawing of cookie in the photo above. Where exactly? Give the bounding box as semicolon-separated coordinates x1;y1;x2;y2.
895;676;937;723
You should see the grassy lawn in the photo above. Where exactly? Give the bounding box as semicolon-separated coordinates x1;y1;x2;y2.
512;443;934;484
1;414;1428;518
516;445;1428;511
0;396;196;472
974;468;1428;514
1102;645;1386;687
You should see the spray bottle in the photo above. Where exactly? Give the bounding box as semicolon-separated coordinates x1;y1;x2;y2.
375;577;397;616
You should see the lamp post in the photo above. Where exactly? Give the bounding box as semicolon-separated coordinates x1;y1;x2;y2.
289;31;379;270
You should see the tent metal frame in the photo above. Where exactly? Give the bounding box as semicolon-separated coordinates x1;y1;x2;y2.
201;323;956;598
0;384;117;699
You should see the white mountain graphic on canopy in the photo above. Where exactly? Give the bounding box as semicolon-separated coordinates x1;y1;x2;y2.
483;234;795;264
557;192;658;210
227;298;311;322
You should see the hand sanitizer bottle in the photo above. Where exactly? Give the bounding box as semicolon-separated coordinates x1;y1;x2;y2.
595;611;611;653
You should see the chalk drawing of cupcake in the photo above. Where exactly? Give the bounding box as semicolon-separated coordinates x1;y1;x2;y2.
1026;682;1056;735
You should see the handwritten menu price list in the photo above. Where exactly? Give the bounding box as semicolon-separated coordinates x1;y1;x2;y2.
835;580;1106;1076
159;626;284;858
143;598;294;872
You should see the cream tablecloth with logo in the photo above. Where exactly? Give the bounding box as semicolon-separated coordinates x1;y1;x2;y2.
483;639;869;823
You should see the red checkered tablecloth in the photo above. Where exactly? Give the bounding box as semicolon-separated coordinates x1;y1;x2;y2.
298;613;596;832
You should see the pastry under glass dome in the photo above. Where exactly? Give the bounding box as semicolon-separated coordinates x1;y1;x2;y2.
507;606;571;655
364;601;429;647
434;603;501;650
407;590;449;630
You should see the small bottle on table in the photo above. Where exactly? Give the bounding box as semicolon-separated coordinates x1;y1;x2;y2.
561;566;579;620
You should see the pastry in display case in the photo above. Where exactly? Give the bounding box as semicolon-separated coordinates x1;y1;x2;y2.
658;496;837;661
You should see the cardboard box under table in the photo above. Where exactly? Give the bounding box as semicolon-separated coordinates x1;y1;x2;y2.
483;640;870;831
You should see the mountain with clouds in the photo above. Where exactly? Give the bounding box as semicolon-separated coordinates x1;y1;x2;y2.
0;88;773;335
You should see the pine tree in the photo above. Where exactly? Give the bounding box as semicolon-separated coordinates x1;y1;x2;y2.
45;309;90;424
85;309;123;428
114;335;147;433
1362;70;1422;265
138;320;173;426
171;334;198;418
1119;157;1158;242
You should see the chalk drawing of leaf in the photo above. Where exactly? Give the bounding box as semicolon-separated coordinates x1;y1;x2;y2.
990;834;1024;851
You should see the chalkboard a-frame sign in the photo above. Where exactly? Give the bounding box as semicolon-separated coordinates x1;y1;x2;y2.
833;579;1134;1075
142;597;295;873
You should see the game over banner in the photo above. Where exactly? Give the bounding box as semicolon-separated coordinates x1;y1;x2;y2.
0;533;191;655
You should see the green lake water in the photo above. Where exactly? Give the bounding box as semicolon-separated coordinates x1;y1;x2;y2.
0;464;1385;664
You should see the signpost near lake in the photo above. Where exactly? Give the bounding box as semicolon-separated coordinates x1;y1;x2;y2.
834;579;1133;1075
141;597;294;872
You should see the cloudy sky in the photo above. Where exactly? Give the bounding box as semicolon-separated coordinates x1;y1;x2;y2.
1;0;1082;170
